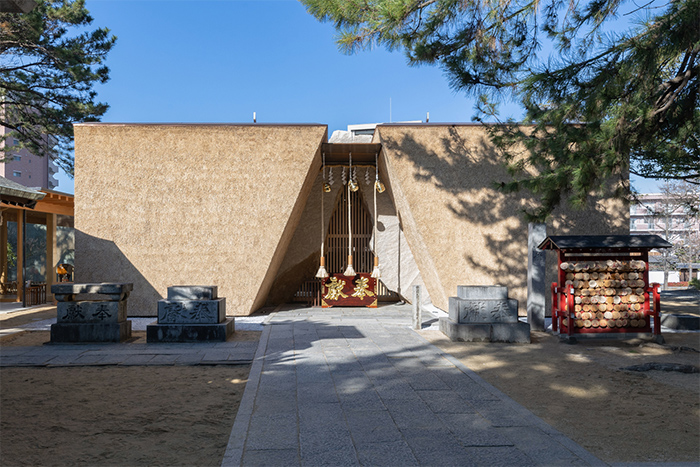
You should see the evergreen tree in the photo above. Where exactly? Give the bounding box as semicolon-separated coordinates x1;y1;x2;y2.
1;0;116;176
302;0;699;220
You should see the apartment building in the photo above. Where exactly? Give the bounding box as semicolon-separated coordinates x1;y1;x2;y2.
630;192;700;239
1;126;59;190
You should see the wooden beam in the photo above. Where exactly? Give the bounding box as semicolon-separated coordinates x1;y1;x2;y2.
16;211;23;303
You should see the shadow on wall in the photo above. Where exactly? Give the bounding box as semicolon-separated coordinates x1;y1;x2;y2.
74;230;162;316
381;126;626;306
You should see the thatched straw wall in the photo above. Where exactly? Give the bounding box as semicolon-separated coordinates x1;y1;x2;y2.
74;124;326;315
376;124;628;311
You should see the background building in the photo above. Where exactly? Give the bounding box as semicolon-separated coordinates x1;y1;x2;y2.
1;125;59;190
631;192;700;283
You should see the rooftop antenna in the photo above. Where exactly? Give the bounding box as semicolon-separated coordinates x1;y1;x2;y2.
253;112;256;123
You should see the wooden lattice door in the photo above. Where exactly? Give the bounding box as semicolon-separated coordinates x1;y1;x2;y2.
325;188;373;274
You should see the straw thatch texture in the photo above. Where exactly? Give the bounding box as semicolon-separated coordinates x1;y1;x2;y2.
376;124;628;312
74;124;326;315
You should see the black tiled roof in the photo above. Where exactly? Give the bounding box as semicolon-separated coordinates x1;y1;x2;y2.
0;175;45;208
538;235;672;251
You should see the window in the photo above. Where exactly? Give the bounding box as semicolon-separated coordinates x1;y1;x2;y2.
13;155;21;162
13;171;21;177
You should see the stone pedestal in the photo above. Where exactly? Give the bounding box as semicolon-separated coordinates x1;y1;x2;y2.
50;283;133;343
439;286;530;343
147;286;234;342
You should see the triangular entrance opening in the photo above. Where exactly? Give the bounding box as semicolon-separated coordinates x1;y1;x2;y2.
324;188;373;274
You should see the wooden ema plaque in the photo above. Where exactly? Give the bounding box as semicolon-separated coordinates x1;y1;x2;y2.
321;273;377;308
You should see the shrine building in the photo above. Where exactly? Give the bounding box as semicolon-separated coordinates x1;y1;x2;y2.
72;123;628;316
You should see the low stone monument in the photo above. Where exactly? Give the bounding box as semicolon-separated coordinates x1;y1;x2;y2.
50;283;133;343
439;285;530;343
146;286;234;342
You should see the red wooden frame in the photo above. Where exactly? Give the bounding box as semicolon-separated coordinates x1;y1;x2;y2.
551;249;662;339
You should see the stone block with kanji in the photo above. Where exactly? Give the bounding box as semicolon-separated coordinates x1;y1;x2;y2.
157;299;226;324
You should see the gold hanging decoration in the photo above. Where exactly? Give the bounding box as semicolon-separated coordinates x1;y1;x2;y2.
371;151;381;278
344;152;356;276
315;151;329;279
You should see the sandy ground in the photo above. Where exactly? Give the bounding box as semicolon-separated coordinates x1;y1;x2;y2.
423;330;700;464
0;317;256;467
1;305;699;465
0;365;249;467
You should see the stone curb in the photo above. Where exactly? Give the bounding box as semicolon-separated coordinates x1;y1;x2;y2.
221;319;272;466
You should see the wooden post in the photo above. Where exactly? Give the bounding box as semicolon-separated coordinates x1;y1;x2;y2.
16;210;24;303
46;213;56;302
412;285;421;330
0;210;7;286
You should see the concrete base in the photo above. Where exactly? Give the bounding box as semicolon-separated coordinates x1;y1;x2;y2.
439;317;530;343
660;314;700;331
146;318;235;343
50;321;132;343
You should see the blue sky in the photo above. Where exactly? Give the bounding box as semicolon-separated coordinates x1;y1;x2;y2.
56;0;659;194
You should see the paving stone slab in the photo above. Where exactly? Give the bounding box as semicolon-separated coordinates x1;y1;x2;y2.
417;389;479;414
496;426;591;465
382;399;445;430
438;412;514;447
461;446;537;466
399;427;471;466
336;390;386;412
298;424;356;460
241;449;299;467
299;428;358;467
344;409;403;444
354;440;419;467
246;413;299;451
121;354;157;365
469;399;534;427
296;382;339;405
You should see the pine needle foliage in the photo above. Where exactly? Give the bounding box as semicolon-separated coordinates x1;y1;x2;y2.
301;0;699;221
0;0;116;176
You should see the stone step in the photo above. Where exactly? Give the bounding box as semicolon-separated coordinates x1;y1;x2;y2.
439;318;530;343
147;319;234;343
50;321;132;343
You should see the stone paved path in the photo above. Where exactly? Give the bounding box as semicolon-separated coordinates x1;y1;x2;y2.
222;305;604;466
0;336;258;367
